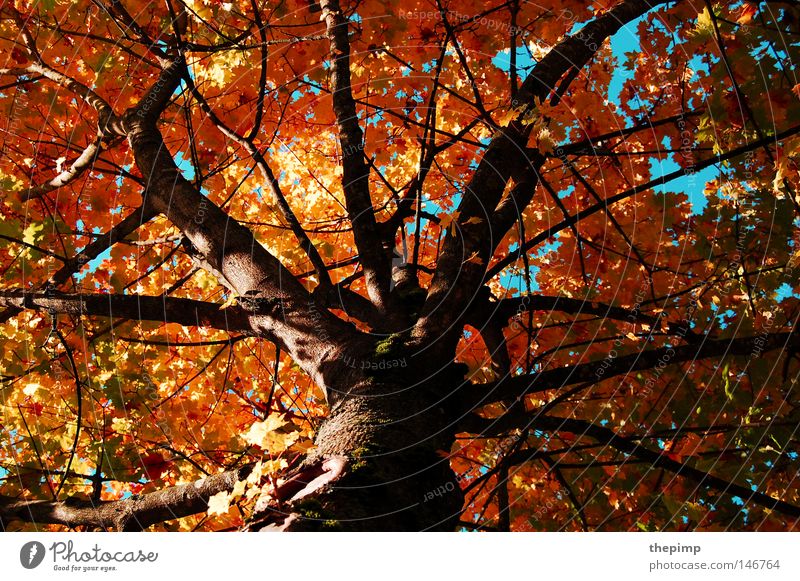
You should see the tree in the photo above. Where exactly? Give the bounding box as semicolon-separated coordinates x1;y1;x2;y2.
0;0;799;532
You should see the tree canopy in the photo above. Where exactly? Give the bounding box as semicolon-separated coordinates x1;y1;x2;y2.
1;0;799;532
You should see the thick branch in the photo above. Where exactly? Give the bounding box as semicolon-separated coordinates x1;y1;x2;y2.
50;205;159;287
319;0;391;310
20;138;116;202
0;62;125;201
0;466;250;531
122;60;366;399
0;64;119;131
182;70;332;289
0;290;254;333
0;205;157;326
467;330;800;407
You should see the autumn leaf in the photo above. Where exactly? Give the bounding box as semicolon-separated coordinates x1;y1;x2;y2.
244;415;299;454
207;491;232;516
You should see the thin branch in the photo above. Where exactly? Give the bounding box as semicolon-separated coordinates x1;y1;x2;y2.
534;415;800;520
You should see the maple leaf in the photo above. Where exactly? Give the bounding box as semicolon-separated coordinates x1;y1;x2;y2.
244;415;299;454
207;491;232;516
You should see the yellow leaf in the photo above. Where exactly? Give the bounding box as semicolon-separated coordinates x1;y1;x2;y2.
788;249;800;269
499;103;528;127
230;479;247;500
22;222;44;246
536;127;556;155
693;7;714;38
207;491;232;516
244;415;299;453
23;382;40;396
111;417;134;435
246;461;265;484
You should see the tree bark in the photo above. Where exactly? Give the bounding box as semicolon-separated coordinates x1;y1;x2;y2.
247;354;469;531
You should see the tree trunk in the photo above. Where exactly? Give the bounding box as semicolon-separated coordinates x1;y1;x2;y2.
247;354;468;531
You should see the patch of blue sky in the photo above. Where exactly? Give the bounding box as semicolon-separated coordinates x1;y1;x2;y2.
717;308;736;329
776;282;799;301
504;267;541;293
498;239;562;294
608;19;642;106
174;151;196;181
687;54;710;81
76;246;112;283
649;154;716;214
491;46;535;75
304;75;323;95
115;164;130;190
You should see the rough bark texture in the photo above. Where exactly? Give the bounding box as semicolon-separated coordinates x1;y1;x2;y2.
246;357;469;531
